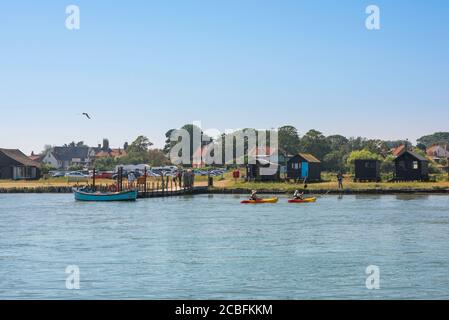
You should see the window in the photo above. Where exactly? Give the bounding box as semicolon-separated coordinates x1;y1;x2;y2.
413;161;419;170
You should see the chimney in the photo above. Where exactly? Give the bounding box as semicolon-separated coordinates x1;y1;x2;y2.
102;138;110;151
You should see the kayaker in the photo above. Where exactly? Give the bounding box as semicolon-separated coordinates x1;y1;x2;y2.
249;190;259;201
293;189;304;200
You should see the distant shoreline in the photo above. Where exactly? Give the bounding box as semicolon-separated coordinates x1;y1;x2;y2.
1;186;449;195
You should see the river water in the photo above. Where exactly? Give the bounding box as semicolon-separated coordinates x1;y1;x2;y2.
0;193;448;299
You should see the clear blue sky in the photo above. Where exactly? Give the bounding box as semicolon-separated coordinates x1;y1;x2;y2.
1;0;448;154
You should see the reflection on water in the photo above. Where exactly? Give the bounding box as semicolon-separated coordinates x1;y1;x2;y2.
0;194;449;299
395;194;430;201
355;194;381;200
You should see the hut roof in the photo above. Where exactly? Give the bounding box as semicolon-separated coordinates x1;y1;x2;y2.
0;148;41;167
396;150;428;162
298;153;321;163
256;158;280;168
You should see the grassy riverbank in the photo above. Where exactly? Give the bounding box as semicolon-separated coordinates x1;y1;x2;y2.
210;172;449;193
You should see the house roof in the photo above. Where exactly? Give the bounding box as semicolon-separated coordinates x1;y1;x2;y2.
29;154;44;162
51;147;90;161
0;148;41;167
95;148;126;158
298;153;321;163
426;145;449;157
396;150;428;162
391;145;406;156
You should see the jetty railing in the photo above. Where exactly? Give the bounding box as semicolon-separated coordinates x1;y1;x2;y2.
87;168;200;198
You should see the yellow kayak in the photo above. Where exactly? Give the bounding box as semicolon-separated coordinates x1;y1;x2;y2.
288;197;317;203
241;197;279;204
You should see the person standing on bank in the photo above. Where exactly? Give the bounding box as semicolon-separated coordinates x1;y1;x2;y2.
337;171;344;190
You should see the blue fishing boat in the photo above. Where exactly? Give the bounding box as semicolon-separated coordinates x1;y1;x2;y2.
73;188;138;201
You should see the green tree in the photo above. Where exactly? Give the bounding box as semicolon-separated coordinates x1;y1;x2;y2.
127;136;153;153
118;136;154;165
40;163;55;175
299;129;330;160
148;149;171;166
416;143;427;151
278;125;300;155
93;157;118;171
323;150;347;172
417;132;449;147
346;149;382;172
362;139;389;156
381;155;395;176
326;135;349;152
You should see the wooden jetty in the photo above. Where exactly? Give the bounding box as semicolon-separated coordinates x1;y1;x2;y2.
96;167;210;199
137;186;209;198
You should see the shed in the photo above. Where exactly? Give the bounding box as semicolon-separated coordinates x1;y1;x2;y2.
0;148;41;180
354;159;381;182
246;158;280;182
287;153;321;182
394;150;429;181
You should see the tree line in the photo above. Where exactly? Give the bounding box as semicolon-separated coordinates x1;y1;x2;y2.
163;125;449;174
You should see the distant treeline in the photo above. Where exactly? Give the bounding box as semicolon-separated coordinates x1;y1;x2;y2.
163;125;449;173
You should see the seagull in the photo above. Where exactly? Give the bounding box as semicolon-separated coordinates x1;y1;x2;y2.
82;113;91;119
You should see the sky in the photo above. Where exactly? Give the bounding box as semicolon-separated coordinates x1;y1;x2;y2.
1;0;448;154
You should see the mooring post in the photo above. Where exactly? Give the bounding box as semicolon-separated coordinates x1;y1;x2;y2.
144;167;147;197
92;168;96;190
119;167;123;192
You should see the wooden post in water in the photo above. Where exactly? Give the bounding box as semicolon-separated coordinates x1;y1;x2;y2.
161;173;164;195
92;168;96;189
119;167;123;192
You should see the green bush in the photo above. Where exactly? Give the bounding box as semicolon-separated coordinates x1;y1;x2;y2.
346;150;382;173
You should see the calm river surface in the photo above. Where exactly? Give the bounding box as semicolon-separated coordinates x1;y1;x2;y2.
1;193;449;299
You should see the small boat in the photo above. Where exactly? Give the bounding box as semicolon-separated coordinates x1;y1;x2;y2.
241;197;278;204
288;197;317;203
73;189;138;202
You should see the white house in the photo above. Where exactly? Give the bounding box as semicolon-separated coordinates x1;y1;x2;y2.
426;145;449;161
42;147;96;170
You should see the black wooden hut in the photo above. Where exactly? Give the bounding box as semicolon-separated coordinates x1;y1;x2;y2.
354;159;381;182
246;158;280;182
286;153;321;182
394;150;429;181
0;148;41;180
